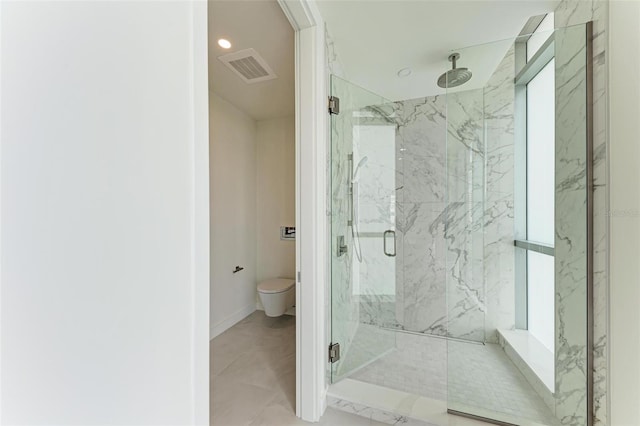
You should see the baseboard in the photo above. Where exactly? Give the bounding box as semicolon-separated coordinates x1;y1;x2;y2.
210;304;256;340
321;386;328;416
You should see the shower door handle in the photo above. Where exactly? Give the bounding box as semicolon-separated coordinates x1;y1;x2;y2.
383;230;396;257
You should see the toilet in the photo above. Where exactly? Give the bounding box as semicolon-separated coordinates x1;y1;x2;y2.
258;278;296;317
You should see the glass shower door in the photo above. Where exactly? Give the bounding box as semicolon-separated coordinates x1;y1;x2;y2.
330;75;398;383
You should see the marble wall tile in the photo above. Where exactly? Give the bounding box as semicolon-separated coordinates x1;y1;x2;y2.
400;203;447;335
554;0;594;29
396;96;447;204
554;23;589;425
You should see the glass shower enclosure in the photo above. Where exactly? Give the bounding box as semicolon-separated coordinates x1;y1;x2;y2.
328;21;592;426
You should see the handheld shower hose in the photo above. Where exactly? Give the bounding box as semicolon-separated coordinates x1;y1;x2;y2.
349;155;368;262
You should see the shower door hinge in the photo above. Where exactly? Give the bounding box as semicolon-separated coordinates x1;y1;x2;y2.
328;342;341;363
328;96;340;115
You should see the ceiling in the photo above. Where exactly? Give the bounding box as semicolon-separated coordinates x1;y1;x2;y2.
208;0;294;121
317;0;560;101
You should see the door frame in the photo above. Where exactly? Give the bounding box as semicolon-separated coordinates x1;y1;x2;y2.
277;0;327;422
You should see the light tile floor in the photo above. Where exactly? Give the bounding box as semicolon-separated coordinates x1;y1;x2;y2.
210;311;390;425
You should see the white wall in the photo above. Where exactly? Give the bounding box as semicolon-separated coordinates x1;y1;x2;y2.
256;116;296;289
0;1;209;424
609;1;640;424
296;16;328;421
209;93;257;338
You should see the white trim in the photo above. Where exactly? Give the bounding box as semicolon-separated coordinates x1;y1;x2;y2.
278;0;327;422
209;304;256;340
190;1;210;424
320;387;328;414
277;0;316;30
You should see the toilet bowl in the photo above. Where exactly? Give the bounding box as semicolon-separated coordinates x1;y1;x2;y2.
258;278;295;317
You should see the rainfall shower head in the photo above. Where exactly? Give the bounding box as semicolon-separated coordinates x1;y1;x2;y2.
437;53;472;88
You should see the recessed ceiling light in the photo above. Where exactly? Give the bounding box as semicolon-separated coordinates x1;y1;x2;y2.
397;67;412;78
218;39;232;49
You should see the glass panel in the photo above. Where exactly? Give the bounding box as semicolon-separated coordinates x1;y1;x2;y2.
445;88;486;343
527;59;555;245
330;75;396;382
392;94;448;338
527;251;555;353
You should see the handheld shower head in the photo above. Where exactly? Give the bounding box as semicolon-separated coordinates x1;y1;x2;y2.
437;53;472;88
353;156;368;180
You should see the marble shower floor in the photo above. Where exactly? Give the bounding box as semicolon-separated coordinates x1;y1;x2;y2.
347;327;559;425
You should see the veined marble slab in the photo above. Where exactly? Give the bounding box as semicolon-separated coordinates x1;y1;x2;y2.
554;23;589;426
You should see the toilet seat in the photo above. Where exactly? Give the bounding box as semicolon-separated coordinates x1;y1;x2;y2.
258;278;295;294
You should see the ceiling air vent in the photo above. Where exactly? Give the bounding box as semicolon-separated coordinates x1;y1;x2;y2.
218;48;277;84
